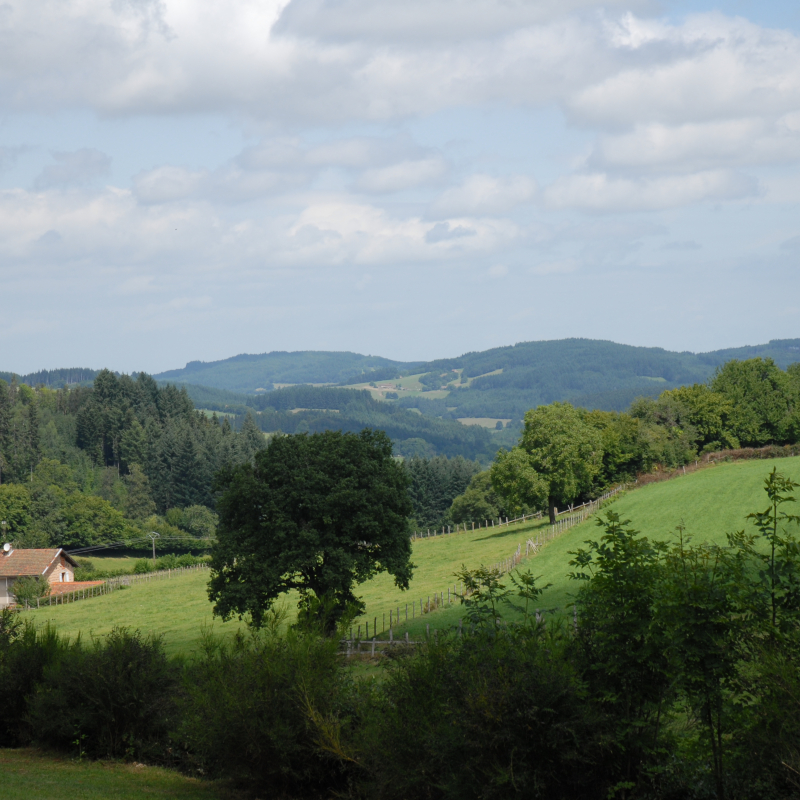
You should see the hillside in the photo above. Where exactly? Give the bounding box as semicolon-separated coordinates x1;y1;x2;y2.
154;337;800;421
154;351;421;392
27;456;800;653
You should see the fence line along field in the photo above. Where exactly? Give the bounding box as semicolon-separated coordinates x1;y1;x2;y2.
22;456;800;653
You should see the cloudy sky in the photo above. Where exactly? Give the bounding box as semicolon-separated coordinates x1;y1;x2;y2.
2;0;800;374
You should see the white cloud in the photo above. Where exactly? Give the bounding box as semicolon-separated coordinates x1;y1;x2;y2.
34;149;111;189
543;169;758;212
429;174;536;218
134;166;206;203
355;158;447;193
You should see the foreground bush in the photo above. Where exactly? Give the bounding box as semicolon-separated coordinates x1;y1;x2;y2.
178;624;355;797
27;627;179;760
356;627;610;800
0;609;63;748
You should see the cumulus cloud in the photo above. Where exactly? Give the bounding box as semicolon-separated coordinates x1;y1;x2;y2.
34;149;111;189
429;174;536;218
355;158;447;193
543;169;758;212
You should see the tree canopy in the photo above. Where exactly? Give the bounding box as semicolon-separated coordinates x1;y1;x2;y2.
491;402;602;523
208;429;414;630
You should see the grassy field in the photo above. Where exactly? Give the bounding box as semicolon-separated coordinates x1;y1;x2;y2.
27;518;551;654
24;457;800;653
0;749;233;800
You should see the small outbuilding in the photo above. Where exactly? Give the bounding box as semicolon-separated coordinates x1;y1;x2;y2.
0;545;79;609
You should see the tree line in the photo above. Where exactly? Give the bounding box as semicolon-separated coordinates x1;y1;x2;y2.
0;370;265;550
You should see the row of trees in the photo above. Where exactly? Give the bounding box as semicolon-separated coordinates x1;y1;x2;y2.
482;358;800;523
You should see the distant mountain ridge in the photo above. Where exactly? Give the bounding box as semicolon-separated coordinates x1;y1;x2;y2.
154;350;420;392
150;338;800;419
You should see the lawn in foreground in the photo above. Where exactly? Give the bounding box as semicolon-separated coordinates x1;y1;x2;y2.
0;749;232;800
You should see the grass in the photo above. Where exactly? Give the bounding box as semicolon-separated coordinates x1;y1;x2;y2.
27;520;551;655
0;748;233;800
25;457;800;653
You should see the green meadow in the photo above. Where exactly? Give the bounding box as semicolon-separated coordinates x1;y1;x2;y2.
25;457;800;654
0;749;232;800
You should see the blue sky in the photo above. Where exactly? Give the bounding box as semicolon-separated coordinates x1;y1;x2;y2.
1;0;799;374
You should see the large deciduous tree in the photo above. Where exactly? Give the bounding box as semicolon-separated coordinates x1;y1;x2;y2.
491;402;602;524
208;428;414;631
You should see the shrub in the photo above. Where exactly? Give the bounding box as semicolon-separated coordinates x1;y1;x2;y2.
12;576;50;606
357;627;610;800
0;611;64;747
178;624;355;796
27;627;180;760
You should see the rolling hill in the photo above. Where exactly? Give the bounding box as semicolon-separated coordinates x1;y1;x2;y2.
155;337;800;421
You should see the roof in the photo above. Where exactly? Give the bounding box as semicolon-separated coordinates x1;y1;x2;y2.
0;548;79;578
48;581;105;595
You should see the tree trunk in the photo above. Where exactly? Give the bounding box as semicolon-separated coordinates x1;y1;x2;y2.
548;498;557;525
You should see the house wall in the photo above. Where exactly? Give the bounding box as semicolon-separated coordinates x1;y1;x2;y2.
0;576;11;609
45;555;74;584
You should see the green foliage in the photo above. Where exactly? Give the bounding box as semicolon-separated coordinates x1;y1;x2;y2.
492;402;602;522
0;483;32;542
743;467;800;630
404;454;481;529
358;627;607;800
0;615;64;747
569;512;671;791
178;624;353;795
27;627;179;760
61;493;134;548
11;576;51;606
711;357;794;446
448;470;510;524
210;429;414;630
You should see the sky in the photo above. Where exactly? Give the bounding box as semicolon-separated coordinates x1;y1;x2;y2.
2;0;800;374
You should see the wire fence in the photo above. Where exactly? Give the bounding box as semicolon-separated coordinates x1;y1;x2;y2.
411;486;626;540
351;485;627;643
20;563;210;610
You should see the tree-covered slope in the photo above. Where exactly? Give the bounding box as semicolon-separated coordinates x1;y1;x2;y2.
152;338;800;421
154;351;420;391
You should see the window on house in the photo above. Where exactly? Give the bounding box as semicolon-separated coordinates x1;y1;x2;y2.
61;572;65;582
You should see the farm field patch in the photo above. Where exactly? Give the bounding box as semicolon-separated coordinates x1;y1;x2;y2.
457;417;512;428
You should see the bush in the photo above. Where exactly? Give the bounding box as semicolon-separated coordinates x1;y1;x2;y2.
0;611;64;747
12;576;50;606
178;624;355;796
357;628;610;800
27;627;180;760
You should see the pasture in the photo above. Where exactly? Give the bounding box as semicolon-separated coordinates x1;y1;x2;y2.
24;457;800;653
0;749;231;800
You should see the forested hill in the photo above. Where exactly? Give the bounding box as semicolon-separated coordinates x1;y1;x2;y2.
150;338;800;420
154;351;421;392
0;368;100;388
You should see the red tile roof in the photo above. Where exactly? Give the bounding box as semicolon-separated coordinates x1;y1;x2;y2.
48;581;105;595
0;548;78;578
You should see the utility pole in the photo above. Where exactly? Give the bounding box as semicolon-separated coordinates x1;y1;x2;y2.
148;532;160;565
